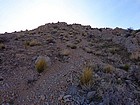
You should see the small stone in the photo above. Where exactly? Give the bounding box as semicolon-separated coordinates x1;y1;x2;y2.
66;42;77;49
2;103;10;105
84;47;93;53
87;91;96;100
44;102;49;105
63;95;72;99
58;94;64;101
40;95;46;101
67;85;78;95
64;98;71;103
99;102;103;105
89;101;95;105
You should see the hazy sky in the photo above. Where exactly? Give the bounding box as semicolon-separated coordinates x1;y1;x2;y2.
0;0;140;33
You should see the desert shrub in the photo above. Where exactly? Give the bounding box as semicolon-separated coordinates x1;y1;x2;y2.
130;52;140;60
108;47;120;54
35;57;47;73
24;41;30;46
29;32;36;35
66;42;77;49
88;42;94;47
46;37;55;43
74;38;81;44
24;39;40;47
104;64;114;73
51;29;57;34
80;66;93;88
127;27;134;33
84;47;93;53
29;39;40;46
60;49;70;56
0;43;5;49
82;32;87;36
0;96;2;104
135;29;140;33
122;64;130;71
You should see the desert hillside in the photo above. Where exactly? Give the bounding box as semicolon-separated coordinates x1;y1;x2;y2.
0;22;140;105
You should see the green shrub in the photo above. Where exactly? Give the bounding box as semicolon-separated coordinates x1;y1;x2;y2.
122;64;130;71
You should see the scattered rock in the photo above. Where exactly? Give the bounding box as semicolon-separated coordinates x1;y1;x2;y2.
66;42;77;49
46;37;55;44
63;95;72;100
2;103;10;105
40;95;46;101
87;91;96;100
84;47;93;53
58;94;64;101
66;85;78;95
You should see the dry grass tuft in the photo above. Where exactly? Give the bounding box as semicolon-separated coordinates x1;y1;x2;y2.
29;39;40;46
35;58;47;73
80;67;93;87
24;39;40;47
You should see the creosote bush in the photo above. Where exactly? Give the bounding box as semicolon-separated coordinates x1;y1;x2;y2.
80;66;93;87
35;57;47;73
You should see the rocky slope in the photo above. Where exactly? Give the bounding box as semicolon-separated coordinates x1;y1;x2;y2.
0;22;140;105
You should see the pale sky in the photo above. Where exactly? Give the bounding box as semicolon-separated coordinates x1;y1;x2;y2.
0;0;140;33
